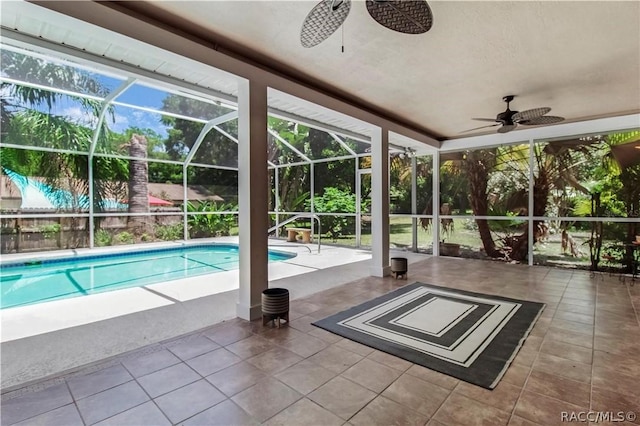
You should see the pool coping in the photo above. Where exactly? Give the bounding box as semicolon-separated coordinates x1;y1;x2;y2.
0;239;429;390
0;242;296;310
0;240;295;268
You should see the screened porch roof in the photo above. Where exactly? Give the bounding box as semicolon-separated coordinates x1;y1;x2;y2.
1;0;638;166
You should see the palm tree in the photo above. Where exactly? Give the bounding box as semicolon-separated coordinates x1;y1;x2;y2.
1;49;115;248
125;134;150;232
504;141;595;261
1;49;112;211
462;149;502;257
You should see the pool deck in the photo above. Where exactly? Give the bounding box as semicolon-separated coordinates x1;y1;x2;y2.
1;238;429;390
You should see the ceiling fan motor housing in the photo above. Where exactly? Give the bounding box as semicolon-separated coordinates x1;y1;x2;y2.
497;109;517;124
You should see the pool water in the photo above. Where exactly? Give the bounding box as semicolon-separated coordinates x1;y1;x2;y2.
0;244;294;309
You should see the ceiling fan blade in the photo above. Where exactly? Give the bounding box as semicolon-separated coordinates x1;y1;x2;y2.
365;0;433;34
300;0;351;48
471;118;499;122
460;124;500;133
520;115;565;125
512;107;551;122
498;124;517;134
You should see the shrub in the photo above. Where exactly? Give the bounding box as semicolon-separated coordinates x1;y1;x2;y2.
305;187;357;239
115;231;135;245
155;223;183;241
187;202;237;238
95;229;112;246
40;224;61;240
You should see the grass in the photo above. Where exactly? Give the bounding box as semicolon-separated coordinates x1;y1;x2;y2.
327;217;630;271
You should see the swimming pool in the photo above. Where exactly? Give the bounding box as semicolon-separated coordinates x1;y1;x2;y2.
0;244;295;309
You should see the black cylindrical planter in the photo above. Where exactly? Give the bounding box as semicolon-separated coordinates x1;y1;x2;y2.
390;257;408;279
262;288;290;327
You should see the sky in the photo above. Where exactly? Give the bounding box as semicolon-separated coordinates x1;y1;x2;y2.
6;51;230;143
79;78;173;137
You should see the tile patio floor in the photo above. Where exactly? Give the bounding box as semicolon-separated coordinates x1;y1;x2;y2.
2;256;639;425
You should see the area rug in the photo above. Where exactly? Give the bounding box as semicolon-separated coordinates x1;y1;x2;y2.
312;282;545;389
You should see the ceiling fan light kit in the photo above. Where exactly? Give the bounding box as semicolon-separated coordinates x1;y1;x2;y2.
300;0;433;48
464;95;565;134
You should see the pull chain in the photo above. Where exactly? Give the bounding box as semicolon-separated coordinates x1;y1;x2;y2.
341;22;345;53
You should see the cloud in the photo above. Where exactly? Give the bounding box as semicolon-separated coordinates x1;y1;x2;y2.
107;112;129;131
109;107;169;137
59;106;99;127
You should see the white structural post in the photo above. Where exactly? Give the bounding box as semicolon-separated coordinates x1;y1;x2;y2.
432;151;440;256
411;155;418;252
183;164;189;240
528;139;535;266
237;78;269;321
310;162;315;235
370;126;390;276
274;167;280;234
355;160;361;248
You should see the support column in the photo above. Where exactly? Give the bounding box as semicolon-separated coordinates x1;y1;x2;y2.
237;78;269;321
528;139;535;266
411;154;418;252
370;127;390;277
432;151;440;256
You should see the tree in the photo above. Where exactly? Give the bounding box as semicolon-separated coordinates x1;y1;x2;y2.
463;149;502;257
0;49;115;249
125;134;150;232
1;50;106;124
268;118;310;212
161;95;237;165
160;95;239;200
0;49;116;213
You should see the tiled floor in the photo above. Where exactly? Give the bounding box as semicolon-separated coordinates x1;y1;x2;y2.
2;257;639;425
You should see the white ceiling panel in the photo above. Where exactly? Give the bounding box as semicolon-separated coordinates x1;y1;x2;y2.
136;0;640;140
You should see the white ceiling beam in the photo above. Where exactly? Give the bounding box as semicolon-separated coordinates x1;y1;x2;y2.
268;108;371;143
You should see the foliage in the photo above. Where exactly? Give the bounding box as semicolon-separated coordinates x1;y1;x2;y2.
160;96;237;180
487;210;525;242
155;223;184;241
115;231;135;245
95;229;112;247
1;49;107;121
306;187;358;239
268;118;310;212
187;201;237;237
105;127;166;157
40;224;61;240
0;49;124;214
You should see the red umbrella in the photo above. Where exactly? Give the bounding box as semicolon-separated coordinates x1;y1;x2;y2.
148;194;173;206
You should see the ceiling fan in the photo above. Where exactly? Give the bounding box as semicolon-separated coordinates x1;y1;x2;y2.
300;0;433;48
464;96;565;134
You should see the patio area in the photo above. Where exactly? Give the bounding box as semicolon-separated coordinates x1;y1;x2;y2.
1;2;639;425
3;238;418;389
2;256;639;425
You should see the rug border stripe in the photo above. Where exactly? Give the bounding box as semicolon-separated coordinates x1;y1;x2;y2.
488;301;545;388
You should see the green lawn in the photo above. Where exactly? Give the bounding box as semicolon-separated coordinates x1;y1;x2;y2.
328;217;629;271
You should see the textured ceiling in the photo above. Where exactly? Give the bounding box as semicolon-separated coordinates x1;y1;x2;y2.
122;0;640;140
